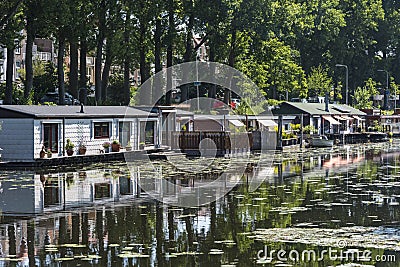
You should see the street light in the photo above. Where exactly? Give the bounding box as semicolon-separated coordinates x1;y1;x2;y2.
377;69;393;110
336;64;349;105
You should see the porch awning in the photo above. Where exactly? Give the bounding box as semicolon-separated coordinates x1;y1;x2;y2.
352;115;365;121
322;116;341;125
229;119;245;127
257;119;278;127
340;115;354;120
334;116;347;121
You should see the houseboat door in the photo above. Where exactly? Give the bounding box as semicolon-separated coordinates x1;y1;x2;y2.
43;124;59;153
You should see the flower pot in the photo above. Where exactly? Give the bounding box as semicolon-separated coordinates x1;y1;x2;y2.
79;147;87;155
67;149;74;156
139;144;145;150
47;153;52;158
104;147;110;153
125;146;132;151
111;143;120;152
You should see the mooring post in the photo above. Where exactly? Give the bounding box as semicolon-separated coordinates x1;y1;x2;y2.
277;115;283;150
300;114;304;148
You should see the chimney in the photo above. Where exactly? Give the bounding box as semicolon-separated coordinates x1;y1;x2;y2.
80;103;84;113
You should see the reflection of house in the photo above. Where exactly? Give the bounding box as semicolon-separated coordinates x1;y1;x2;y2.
273;102;366;135
0;105;158;161
0;167;144;216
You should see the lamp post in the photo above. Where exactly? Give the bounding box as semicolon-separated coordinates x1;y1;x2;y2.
195;48;200;110
336;64;348;105
378;69;392;110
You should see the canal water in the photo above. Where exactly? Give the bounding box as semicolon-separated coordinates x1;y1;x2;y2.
0;142;400;266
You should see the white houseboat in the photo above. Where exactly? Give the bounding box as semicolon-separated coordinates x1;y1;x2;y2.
0;105;159;162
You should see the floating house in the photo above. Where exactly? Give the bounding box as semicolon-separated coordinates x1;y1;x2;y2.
0;105;158;162
273;102;366;135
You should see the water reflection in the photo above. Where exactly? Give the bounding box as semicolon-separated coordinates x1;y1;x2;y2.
0;142;399;266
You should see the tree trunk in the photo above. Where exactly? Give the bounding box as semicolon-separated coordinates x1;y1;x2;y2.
5;46;14;104
101;40;113;103
180;8;194;103
79;39;87;104
25;14;35;100
152;17;162;104
123;11;131;106
58;34;66;105
208;45;216;99
95;41;103;104
69;41;79;98
95;0;106;104
166;1;174;106
138;22;150;105
225;28;237;105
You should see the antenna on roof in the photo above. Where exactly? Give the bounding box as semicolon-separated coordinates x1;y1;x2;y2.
80;103;84;113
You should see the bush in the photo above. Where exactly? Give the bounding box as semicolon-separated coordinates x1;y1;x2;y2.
303;125;316;134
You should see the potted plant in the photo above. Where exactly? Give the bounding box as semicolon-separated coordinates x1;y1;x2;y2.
65;139;75;156
47;149;53;158
79;143;87;155
139;142;145;150
40;146;46;158
103;142;111;153
111;140;120;152
125;141;132;151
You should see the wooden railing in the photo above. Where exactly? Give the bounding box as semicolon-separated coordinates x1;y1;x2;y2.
172;131;252;152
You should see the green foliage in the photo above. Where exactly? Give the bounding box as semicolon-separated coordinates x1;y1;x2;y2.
2;0;399;108
290;123;301;131
65;139;75;150
354;86;373;109
106;73;138;106
303;125;316;134
235;99;254;115
0;82;24;103
306;65;333;97
282;131;296;139
354;78;378;109
264;99;283;108
17;60;57;104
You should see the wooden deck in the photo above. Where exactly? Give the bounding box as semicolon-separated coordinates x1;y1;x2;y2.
326;132;388;144
0;148;166;171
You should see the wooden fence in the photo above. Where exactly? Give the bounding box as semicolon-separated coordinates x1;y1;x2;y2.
172;131;252;155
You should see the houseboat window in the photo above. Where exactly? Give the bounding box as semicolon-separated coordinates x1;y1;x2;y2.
43;124;58;153
94;122;110;139
119;122;131;147
140;121;155;145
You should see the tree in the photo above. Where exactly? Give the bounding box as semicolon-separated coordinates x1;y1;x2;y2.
354;78;378;109
0;1;23;104
306;65;333;97
354;86;373;109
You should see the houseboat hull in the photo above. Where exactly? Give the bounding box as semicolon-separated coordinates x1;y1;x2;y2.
309;137;334;148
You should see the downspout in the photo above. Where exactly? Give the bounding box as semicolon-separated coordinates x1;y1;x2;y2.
62;117;66;156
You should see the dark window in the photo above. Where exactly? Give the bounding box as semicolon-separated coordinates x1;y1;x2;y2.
43;124;58;152
94;122;110;139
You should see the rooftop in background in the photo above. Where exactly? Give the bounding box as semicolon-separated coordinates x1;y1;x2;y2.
273;102;366;116
0;105;155;119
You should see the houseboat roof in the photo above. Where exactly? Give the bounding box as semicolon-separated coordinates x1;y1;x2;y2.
273;102;366;116
0;105;155;119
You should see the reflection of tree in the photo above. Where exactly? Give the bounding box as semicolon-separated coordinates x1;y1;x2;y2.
58;216;67;257
95;210;104;258
27;221;35;267
156;202;164;266
8;224;16;267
